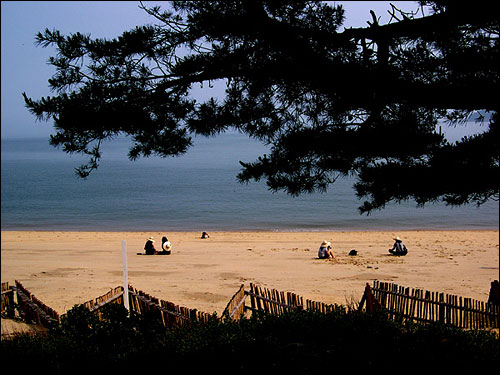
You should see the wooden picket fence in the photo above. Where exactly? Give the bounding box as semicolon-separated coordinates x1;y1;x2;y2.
4;280;498;334
76;285;215;328
128;285;215;328
246;283;304;314
13;280;60;328
360;280;499;329
2;282;215;333
244;283;342;316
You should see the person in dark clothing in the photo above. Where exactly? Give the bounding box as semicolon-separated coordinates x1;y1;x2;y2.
160;236;172;255
144;236;156;255
389;236;408;256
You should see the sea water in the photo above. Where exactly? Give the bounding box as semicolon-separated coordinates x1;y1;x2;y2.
1;132;498;231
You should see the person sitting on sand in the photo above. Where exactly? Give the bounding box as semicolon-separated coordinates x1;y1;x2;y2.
318;241;335;259
389;236;408;256
144;236;156;255
201;231;210;239
160;236;172;255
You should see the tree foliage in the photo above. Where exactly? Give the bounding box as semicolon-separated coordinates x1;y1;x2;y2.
23;1;499;213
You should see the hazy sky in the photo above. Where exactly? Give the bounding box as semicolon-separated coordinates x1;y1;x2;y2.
3;1;475;141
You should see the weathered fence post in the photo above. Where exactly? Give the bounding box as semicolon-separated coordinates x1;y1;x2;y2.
359;283;381;313
1;282;15;318
122;240;130;313
438;293;445;324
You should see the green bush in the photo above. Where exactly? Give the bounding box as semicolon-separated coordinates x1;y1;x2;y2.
2;304;498;373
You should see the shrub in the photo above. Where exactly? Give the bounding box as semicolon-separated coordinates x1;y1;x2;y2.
2;304;498;373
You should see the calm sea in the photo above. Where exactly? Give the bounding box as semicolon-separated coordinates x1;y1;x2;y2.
1;133;498;232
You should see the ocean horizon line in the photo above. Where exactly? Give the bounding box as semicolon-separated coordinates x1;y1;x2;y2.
1;226;497;233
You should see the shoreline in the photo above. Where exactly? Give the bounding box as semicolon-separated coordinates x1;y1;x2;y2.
1;227;498;233
2;229;498;317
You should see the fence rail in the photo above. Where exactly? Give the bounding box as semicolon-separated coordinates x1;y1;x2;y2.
367;281;499;329
222;284;247;321
82;286;124;312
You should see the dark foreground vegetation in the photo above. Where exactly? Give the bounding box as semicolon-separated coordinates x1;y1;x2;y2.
2;303;498;373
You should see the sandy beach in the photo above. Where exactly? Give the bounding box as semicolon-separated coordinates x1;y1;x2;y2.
1;230;498;322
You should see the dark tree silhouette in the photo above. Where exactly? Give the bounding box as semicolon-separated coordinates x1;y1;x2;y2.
23;1;499;213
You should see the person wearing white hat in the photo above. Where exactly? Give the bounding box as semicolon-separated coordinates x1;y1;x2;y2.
318;240;335;259
389;236;408;256
160;236;172;255
144;236;156;255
